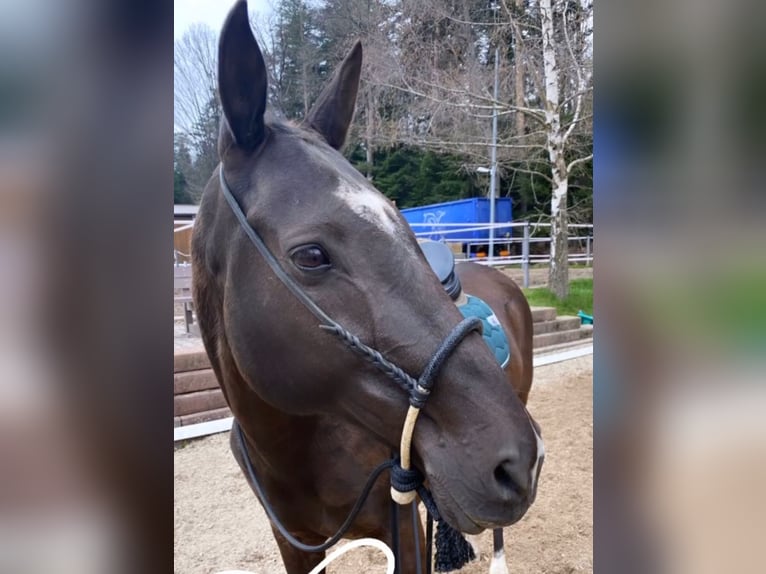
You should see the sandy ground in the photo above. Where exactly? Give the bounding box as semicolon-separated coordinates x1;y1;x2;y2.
175;355;592;574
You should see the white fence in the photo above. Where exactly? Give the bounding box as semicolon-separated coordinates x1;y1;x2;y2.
409;221;593;288
174;218;593;288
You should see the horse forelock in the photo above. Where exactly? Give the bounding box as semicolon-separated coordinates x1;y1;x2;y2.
246;120;412;245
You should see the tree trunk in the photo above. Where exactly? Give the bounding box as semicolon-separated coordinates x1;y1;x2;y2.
514;0;526;138
300;8;309;119
365;89;374;180
303;61;309;118
549;151;569;299
540;0;569;299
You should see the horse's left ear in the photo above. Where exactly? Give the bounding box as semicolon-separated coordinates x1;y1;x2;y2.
304;41;362;150
218;0;268;153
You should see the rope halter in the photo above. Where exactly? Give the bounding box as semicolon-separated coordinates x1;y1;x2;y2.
387;317;482;505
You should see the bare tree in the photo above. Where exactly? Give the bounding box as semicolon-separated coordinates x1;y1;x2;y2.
173;2;592;284
378;0;592;296
319;0;402;178
174;18;270;199
174;24;218;134
538;0;593;298
385;2;555;174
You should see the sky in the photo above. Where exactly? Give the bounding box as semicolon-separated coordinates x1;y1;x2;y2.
174;0;273;40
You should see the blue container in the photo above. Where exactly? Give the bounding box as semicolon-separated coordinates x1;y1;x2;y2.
399;197;513;242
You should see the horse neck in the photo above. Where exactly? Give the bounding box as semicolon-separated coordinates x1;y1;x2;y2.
219;353;316;476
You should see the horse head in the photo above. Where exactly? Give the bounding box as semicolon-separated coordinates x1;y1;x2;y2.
192;0;541;534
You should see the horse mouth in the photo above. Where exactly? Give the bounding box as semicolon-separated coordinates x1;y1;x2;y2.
468;507;530;530
427;476;531;534
438;498;484;535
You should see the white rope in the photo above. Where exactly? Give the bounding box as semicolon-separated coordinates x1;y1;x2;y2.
307;538;395;574
213;537;395;574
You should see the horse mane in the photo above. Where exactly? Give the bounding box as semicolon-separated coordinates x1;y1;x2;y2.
190;191;238;406
266;113;331;149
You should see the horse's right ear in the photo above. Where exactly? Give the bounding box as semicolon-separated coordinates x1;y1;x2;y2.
218;0;267;152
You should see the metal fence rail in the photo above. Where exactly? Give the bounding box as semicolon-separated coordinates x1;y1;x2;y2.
174;219;593;288
409;221;593;287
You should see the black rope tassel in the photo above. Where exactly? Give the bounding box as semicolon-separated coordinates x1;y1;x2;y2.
434;521;476;572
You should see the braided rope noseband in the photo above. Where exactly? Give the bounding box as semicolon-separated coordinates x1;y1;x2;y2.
219;165;481;569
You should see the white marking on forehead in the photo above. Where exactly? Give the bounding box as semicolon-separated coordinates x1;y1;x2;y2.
333;179;402;236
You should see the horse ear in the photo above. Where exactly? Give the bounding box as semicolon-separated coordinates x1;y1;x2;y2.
218;0;268;152
304;41;362;150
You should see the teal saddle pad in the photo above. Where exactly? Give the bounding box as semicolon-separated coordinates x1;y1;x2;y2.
457;295;510;368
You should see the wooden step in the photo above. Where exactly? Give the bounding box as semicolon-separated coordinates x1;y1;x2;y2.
174;369;220;394
533;316;581;335
174;388;227;417
174;350;210;373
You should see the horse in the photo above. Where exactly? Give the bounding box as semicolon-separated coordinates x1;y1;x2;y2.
192;2;543;573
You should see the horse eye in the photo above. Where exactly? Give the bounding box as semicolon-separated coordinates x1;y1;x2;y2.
291;245;331;271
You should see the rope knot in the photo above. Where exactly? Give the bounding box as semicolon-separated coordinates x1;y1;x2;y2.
409;384;430;409
390;457;423;504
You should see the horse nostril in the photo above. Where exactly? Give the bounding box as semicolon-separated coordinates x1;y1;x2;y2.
493;462;513;489
493;459;529;499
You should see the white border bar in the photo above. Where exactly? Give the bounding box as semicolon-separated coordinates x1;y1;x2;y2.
534;343;593;367
175;417;233;442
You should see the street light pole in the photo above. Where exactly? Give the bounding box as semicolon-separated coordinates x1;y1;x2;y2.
488;46;499;262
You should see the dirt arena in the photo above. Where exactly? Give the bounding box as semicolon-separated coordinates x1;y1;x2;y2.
175;355;592;574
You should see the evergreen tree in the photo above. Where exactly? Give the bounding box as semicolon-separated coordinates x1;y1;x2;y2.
172;0;592;227
350;145;482;208
270;0;327;120
174;134;195;204
188;92;221;199
174;168;194;204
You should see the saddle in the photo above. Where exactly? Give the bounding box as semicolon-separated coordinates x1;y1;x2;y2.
419;241;510;368
419;240;462;300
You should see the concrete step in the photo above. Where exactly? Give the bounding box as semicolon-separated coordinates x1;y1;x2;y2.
530;306;557;323
533;324;592;349
533;316;581;335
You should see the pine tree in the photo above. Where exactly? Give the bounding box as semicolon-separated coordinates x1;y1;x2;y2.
270;0;326;120
174;134;195;204
188;92;221;200
174;169;193;204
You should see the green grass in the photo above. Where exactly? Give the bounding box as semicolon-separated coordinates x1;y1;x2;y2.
523;278;593;317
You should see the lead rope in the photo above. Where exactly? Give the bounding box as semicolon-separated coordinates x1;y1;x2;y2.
235;422;420;574
234;421;397;554
216;538;396;574
307;538;396;574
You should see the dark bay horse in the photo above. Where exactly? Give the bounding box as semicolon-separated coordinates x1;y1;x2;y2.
192;2;542;573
